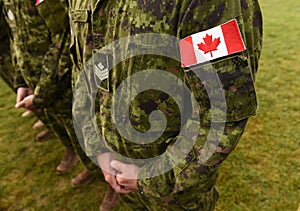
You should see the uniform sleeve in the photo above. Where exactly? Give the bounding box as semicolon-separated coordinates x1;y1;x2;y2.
0;4;24;90
137;119;248;197
72;61;110;158
137;0;263;197
32;0;71;108
13;68;27;90
3;0;52;92
32;29;72;108
0;20;19;91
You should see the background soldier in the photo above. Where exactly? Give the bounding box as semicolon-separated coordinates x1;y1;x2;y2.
0;1;51;140
2;0;98;188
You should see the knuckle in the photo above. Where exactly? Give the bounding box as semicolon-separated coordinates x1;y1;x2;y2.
116;177;122;184
104;176;110;183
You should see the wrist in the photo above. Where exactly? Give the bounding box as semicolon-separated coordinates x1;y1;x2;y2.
32;96;42;109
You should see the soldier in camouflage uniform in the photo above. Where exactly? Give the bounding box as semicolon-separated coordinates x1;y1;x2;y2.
26;0;119;208
2;0;99;188
70;0;262;210
0;2;50;138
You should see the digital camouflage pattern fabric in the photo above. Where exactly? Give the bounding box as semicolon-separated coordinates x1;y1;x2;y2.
69;0;263;210
2;0;97;172
0;2;15;91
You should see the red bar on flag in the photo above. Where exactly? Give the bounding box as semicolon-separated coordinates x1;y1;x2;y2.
35;0;45;6
178;36;197;67
179;19;246;67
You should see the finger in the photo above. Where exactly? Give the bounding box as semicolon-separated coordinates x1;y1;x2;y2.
115;174;129;186
102;169;115;182
112;181;135;194
15;100;25;108
16;88;26;103
110;175;136;194
102;169;122;192
108;176;124;193
110;160;124;173
115;174;138;190
16;97;21;104
28;89;33;95
117;188;134;194
16;94;23;104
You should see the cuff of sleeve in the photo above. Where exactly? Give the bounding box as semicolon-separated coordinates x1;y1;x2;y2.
32;95;46;109
137;170;174;198
33;85;56;109
14;77;27;91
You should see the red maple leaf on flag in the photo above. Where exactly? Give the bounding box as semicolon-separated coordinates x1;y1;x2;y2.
197;34;221;57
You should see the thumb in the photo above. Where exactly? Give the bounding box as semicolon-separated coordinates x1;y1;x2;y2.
16;96;21;104
15;100;25;108
110;160;125;173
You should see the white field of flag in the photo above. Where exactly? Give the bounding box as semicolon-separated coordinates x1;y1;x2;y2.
179;19;246;67
35;0;45;6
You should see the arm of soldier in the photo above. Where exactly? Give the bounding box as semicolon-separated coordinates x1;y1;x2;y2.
15;94;41;112
32;0;72;109
15;86;32;104
12;41;32;105
135;0;262;197
92;0;259;192
32;30;72;109
107;117;248;196
71;65;121;190
0;16;15;91
135;119;248;198
97;152;134;194
14;68;32;105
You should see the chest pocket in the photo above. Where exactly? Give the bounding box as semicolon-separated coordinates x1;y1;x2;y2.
68;1;90;70
36;0;69;34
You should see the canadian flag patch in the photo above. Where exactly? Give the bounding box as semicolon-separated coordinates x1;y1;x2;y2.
179;19;246;67
35;0;45;6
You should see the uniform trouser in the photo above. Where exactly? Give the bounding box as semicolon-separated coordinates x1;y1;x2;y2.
44;107;99;173
33;109;54;131
115;119;248;211
0;36;15;92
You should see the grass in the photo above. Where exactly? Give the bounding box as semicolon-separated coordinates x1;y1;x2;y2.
216;0;300;210
0;0;299;210
0;86;108;210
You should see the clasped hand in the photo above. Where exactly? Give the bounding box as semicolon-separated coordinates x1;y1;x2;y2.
97;152;140;194
15;87;40;111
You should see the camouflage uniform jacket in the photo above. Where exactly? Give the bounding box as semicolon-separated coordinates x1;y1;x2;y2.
0;1;15;90
69;0;263;201
2;0;72;113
